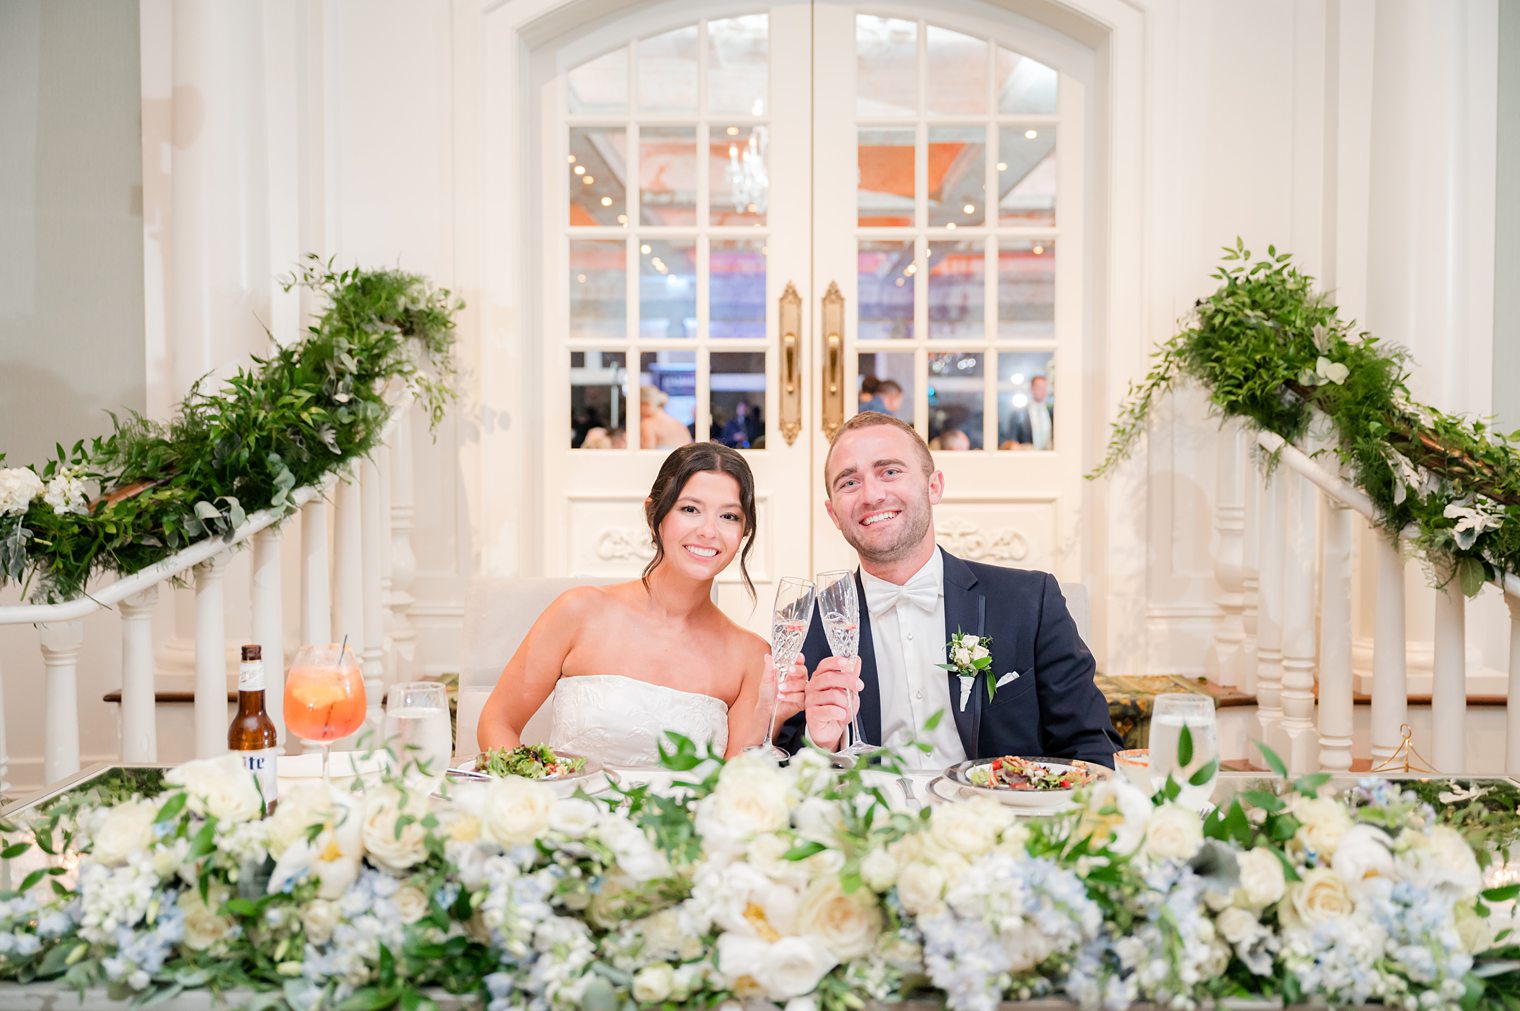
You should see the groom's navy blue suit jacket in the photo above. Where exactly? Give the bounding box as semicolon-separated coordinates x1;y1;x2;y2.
777;549;1122;767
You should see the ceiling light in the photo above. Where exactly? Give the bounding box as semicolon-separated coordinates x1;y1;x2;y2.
996;161;1007;172
1032;244;1045;255
574;164;586;175
640;244;652;254
962;203;975;215
582;175;594;184
945;221;957;230
726;126;739;136
600;196;613;206
1024;129;1038;140
568;154;577;163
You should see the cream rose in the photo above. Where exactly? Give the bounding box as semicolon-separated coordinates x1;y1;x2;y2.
548;797;600;839
393;884;429;924
1215;906;1262;946
1289;796;1353;861
860;847;899;892
929;798;1007;858
895;860;947;917
756;936;836;1000
632;963;675;1003
707;756;794;837
1141;802;1204;862
1279;867;1355;929
265;783;337;858
165;755;264;825
92;799;159;867
795;877;883;960
1235;846;1287;910
1400;825;1483;898
301;898;340;944
178;887;234;951
361;785;429;874
480;777;554;847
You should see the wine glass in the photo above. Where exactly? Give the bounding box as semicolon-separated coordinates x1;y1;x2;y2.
815;569;870;761
755;577;816;759
1148;694;1219;807
383;682;453;783
283;643;366;781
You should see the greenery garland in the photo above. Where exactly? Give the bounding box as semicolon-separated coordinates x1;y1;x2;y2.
1093;240;1520;597
0;256;461;604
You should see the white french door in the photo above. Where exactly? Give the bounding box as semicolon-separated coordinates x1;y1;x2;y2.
538;2;1088;632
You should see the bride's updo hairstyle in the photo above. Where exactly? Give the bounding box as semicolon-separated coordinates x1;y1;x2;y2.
643;442;758;600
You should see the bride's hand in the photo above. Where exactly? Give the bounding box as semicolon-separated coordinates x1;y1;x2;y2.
766;653;808;730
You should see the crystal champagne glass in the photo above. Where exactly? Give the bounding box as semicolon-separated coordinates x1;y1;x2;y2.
815;569;870;761
756;577;816;759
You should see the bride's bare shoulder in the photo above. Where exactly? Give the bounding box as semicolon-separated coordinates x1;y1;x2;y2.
544;582;637;623
711;608;769;662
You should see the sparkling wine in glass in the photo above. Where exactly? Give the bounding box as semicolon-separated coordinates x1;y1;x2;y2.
283;643;366;781
1149;694;1220;807
757;577;815;759
383;681;453;782
815;569;869;760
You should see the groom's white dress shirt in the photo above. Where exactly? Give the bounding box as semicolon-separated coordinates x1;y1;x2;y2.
861;548;968;770
1029;400;1052;450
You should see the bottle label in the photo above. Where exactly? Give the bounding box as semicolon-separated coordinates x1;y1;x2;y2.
238;660;265;692
240;749;278;808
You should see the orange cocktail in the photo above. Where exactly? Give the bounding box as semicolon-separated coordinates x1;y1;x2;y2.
284;665;366;742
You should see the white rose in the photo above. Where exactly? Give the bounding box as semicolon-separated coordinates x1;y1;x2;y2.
1215;906;1262;946
970;644;990;662
392;884;429;924
786;747;835;795
265;783;337;858
953;646;972;667
549;797;600;839
1289;796;1353;862
1234;846;1287;910
709;755;794;837
786;997;819;1011
859;847;899;892
1331;823;1393;890
268;794;363;899
601;817;671;883
1279;867;1354;930
361;785;429;874
1078;778;1152;855
1400;825;1483;899
632;963;674;1003
302;899;340;944
165;755;264;824
1141;802;1204;862
92;799;159;867
757;936;836;1000
960;635;980;649
1454;901;1502;954
0;467;43;516
178;887;233;951
639;908;685;959
895;860;947;917
480;777;554;847
793;797;842;843
795;877;883;960
929;798;1009;858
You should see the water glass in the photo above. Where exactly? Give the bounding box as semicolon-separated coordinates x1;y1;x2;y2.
1148;694;1219;806
383;682;454;781
816;569;869;759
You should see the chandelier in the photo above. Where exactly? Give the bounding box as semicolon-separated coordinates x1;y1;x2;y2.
726;126;769;215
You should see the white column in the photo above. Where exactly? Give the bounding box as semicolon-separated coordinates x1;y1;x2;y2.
332;471;368;727
360;456;386;719
1254;473;1285;753
119;587;160;762
386;409;419;676
1239;460;1259;693
1507;593;1520;776
38;620;84;783
194;555;229;758
1431;581;1467;773
0;652;7;796
1275;471;1319;773
1211;423;1247;689
251;527;286;745
301;498;331;646
1370;535;1409;764
1317;503;1355;771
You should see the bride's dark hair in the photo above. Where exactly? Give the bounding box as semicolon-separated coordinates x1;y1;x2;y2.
643;442;757;601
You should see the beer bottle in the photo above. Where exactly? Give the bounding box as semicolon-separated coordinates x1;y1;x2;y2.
229;644;279;811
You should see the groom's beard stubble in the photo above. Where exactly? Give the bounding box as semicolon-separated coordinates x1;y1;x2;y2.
842;497;933;567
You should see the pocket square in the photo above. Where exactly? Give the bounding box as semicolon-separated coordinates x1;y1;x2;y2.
995;670;1021;689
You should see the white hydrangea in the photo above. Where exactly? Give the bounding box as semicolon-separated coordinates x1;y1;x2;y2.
42;470;88;515
0;468;43;517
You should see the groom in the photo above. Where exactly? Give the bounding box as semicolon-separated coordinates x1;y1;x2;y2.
778;413;1121;767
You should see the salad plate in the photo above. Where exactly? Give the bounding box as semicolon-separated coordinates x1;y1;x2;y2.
942;755;1109;811
450;744;606;795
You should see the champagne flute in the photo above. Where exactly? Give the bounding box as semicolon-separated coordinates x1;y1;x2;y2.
283;643;366;781
1149;694;1220;807
756;577;815;759
815;569;869;760
383;682;453;782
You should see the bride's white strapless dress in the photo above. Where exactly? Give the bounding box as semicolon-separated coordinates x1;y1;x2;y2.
547;674;729;766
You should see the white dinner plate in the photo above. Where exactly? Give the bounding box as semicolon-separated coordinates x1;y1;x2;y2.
278;751;389;782
450;752;608;796
941;756;1109;812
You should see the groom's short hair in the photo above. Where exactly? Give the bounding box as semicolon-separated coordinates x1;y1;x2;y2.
824;412;935;487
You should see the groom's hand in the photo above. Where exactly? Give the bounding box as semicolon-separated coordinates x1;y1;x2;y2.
805;657;863;752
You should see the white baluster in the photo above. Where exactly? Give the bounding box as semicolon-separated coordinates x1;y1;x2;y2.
301;497;332;646
1240;461;1259;693
1316;502;1354;771
1275;471;1319;773
1431;580;1467;773
194;555;229;758
361;456;386;721
332;470;368;728
1506;593;1520;776
38;620;84;783
1254;473;1285;756
251;527;286;745
387;407;418;674
119;587;159;762
1212;423;1246;689
1370;535;1409;764
0;652;8;796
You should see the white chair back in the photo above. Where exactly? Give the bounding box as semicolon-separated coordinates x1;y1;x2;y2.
1059;581;1092;644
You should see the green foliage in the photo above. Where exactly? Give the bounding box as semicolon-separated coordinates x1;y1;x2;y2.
0;255;460;603
1092;239;1520;595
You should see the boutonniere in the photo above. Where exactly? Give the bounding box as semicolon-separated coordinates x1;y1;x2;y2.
937;630;994;712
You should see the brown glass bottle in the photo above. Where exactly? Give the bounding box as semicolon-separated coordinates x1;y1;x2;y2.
229;644;279;811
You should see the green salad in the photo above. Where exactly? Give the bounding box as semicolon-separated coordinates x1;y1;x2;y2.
474;743;586;780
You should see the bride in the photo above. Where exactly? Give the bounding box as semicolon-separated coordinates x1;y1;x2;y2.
476;442;804;764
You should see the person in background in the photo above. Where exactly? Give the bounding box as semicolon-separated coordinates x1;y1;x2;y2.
862;378;904;418
928;428;970;451
1005;374;1054;450
581;427;613;449
640;385;694;449
720;401;757;448
859;375;882;411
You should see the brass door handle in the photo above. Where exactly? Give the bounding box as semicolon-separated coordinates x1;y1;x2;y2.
821;281;845;440
778;282;802;445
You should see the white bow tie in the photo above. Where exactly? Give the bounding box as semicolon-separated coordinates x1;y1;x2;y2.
868;574;939;616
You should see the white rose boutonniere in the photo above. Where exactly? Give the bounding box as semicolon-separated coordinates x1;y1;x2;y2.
936;629;994;711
